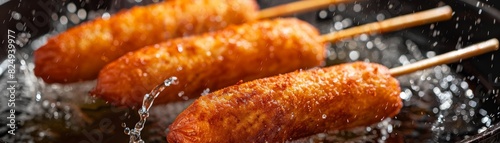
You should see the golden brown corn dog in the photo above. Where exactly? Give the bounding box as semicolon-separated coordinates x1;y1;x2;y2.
91;18;325;106
167;62;402;143
34;0;258;83
166;38;500;142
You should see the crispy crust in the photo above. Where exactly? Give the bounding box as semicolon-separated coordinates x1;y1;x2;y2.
91;18;325;106
34;0;258;83
167;62;402;143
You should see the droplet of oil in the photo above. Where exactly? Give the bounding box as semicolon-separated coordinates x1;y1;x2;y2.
124;127;130;135
125;77;178;143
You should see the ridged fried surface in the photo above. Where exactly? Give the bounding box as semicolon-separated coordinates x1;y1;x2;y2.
91;18;325;106
34;0;258;83
167;62;402;143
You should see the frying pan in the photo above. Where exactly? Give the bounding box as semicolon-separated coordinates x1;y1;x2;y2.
0;0;499;142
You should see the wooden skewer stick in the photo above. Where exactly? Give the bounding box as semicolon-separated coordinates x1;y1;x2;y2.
320;6;453;43
257;0;357;19
389;38;499;77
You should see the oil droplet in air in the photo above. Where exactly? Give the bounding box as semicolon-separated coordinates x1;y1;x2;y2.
201;88;210;96
125;77;178;143
178;91;184;97
124;127;131;135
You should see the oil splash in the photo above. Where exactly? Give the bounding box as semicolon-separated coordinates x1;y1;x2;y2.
124;77;178;143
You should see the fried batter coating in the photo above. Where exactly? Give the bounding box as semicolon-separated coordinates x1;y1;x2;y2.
91;18;325;106
34;0;258;83
167;62;402;143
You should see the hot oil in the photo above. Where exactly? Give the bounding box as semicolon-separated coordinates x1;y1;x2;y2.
1;0;499;143
124;77;178;143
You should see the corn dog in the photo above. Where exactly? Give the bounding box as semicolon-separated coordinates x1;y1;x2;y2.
167;62;402;142
34;0;258;83
34;0;354;83
166;39;499;142
91;18;325;106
